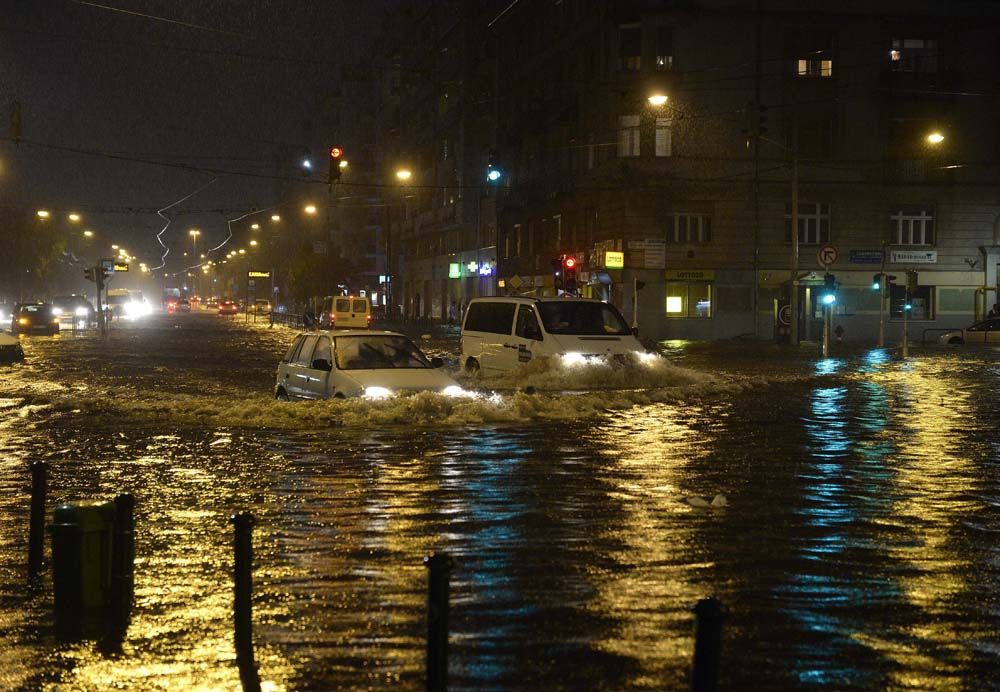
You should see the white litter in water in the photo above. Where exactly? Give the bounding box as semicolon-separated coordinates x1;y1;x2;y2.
686;494;728;509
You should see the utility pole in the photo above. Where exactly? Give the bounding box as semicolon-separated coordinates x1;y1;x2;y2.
96;265;106;336
789;154;800;346
877;245;886;348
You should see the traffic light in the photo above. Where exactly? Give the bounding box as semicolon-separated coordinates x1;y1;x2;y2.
820;273;837;305
486;150;502;183
872;273;881;290
84;267;95;282
328;146;344;183
562;256;578;294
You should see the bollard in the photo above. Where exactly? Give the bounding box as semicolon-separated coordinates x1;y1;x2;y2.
28;461;47;580
231;512;261;692
107;493;135;635
424;552;453;692
691;598;725;692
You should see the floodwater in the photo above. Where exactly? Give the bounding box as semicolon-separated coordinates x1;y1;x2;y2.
0;314;997;690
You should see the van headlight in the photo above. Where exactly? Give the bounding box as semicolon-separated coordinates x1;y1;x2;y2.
75;306;89;317
364;386;393;399
442;385;476;398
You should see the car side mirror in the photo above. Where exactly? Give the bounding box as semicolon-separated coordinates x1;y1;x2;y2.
431;356;444;368
312;358;332;371
632;326;640;337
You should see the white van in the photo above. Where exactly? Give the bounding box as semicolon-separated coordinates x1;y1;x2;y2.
319;295;371;329
460;297;644;373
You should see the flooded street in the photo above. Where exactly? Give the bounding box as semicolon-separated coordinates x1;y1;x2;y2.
1;314;998;689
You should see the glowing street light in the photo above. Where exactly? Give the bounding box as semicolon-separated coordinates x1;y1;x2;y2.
111;244;119;250
251;223;260;230
301;158;313;171
68;213;81;222
304;204;317;215
36;209;50;219
238;249;246;255
271;214;281;222
249;239;258;247
83;230;94;238
339;159;349;170
647;93;669;107
926;131;945;145
395;169;412;182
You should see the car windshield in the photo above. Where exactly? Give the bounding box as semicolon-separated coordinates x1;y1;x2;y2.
334;335;432;370
536;301;631;336
20;304;46;313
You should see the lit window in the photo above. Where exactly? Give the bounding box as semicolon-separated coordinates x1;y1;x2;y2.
666;282;712;318
797;57;833;78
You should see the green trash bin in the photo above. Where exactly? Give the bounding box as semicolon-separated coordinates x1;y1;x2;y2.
51;501;115;617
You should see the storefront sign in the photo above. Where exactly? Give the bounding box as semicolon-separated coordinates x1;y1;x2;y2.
627;239;666;269
665;269;715;281
448;263;461;278
605;251;624;269
113;262;129;272
849;250;884;264
247;270;271;278
890;249;937;264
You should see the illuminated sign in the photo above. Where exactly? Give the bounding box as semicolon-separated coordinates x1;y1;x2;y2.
664;269;715;281
247;270;271;278
605;251;624;269
449;263;461;279
113;262;129;272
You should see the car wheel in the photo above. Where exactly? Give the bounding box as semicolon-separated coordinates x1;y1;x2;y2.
948;337;964;345
333;392;346;400
275;388;289;401
465;357;481;375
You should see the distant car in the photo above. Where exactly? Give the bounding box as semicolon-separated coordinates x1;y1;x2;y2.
253;299;271;314
274;330;464;400
938;318;1000;345
178;299;191;312
0;332;24;363
13;303;60;335
166;299;179;313
51;295;95;325
205;299;219;310
218;300;239;315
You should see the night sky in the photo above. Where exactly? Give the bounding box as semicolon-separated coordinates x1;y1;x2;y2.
2;0;386;273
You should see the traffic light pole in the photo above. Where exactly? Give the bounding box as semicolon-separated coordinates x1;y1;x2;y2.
902;300;909;358
822;304;830;358
95;267;106;336
789;156;800;346
877;244;886;348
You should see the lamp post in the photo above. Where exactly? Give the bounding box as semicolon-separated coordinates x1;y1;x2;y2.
189;229;201;298
390;168;412;321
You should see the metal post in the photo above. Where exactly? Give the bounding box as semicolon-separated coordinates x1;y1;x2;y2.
902;301;909;358
28;461;47;579
231;512;260;692
822;304;830;358
50;506;83;637
691;597;724;692
424;552;453;692
632;276;639;329
108;493;135;634
789;156;800;346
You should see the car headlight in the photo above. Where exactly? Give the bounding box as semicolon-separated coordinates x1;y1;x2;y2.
635;351;659;365
75;306;89;317
363;386;393;399
52;307;63;316
18;317;29;325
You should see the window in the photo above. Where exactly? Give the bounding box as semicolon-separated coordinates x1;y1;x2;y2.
283;335;304;363
655;27;673;70
293;335;318;366
537;301;631;335
784;203;830;245
890;38;937;73
312;337;332;366
618;115;640;157
665;282;712;318
619;24;641;71
351;299;368;313
514;223;522;256
515;305;542;340
665;214;711;244
890;207;934;245
334;335;432;370
797;57;833;77
655;117;672;156
335;298;350;312
890;284;933;320
464;301;516;335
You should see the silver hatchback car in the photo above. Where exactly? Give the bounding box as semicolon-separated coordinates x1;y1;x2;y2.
938;318;1000;345
274;330;464;400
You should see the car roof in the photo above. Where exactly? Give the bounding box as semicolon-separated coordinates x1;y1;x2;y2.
467;296;604;304
295;329;404;338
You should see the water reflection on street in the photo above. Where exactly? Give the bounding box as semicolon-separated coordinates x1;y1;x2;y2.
0;318;997;689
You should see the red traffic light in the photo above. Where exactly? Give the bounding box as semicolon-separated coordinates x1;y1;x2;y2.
563;257;576;269
330;146;343;159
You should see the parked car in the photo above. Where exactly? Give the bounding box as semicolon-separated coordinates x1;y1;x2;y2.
218;299;239;315
274;330;463;400
12;303;60;335
319;295;371;329
460;297;644;374
0;332;24;363
938;318;1000;345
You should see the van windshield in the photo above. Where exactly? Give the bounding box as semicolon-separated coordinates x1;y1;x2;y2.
537;301;631;336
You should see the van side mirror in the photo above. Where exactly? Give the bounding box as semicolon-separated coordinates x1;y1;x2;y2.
431;356;444;368
632;326;639;337
312;358;332;371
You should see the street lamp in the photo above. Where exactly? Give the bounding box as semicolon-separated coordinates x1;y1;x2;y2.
304;204;317;215
271;214;281;222
251;223;260;230
68;213;81;222
926;131;945;145
112;244;119;250
395;168;412;182
83;230;94;238
249;239;258;247
647;93;669;107
36;210;50;219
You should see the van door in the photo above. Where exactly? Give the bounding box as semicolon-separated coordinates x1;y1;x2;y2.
286;334;318;398
351;298;370;328
513;304;544;365
463;301;517;372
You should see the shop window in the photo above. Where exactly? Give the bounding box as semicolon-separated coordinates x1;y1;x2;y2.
890;207;934;245
784;203;830;245
666;282;712;318
890;284;934;320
